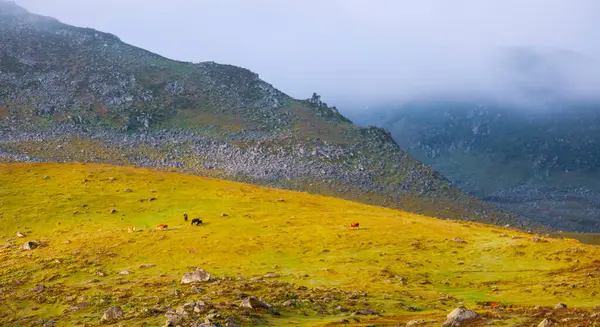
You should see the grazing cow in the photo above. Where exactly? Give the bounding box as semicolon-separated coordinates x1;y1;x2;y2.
156;224;168;231
191;218;202;226
350;222;360;229
183;213;188;221
127;226;135;233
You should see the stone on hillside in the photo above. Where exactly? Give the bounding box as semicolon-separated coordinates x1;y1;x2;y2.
118;270;131;275
538;318;556;327
181;268;211;284
355;307;377;315
175;302;195;316
101;306;124;322
164;309;183;326
22;241;39;250
441;306;479;327
554;303;567;309
16;231;25;238
264;272;279;278
452;237;467;244
95;270;106;277
139;263;155;268
31;285;45;293
123;188;133;193
221;212;228;216
240;296;279;315
405;319;426;326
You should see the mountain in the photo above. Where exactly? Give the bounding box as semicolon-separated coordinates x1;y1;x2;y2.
0;1;531;229
352;49;600;232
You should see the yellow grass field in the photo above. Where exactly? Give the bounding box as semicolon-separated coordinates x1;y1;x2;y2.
1;163;599;327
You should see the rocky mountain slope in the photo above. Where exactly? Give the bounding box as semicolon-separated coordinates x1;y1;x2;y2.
0;1;532;229
356;94;600;232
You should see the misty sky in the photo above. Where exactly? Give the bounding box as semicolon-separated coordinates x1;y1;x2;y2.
14;0;600;106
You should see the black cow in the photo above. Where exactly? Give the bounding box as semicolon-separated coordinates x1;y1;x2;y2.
191;218;202;226
183;213;188;221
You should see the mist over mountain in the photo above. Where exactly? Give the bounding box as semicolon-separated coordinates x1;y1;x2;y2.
349;47;600;232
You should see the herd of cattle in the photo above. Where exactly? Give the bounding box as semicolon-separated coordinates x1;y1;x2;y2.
127;213;359;232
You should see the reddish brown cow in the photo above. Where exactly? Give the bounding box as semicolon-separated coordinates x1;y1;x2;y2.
350;222;360;229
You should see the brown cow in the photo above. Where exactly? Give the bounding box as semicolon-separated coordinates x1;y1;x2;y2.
350;222;360;229
127;226;135;233
156;224;168;231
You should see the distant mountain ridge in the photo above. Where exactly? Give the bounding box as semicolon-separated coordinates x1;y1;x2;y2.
0;1;533;229
353;46;600;231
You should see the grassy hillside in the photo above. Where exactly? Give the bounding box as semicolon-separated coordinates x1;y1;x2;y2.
1;163;599;326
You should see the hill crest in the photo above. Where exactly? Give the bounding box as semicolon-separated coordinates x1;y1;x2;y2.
0;2;533;229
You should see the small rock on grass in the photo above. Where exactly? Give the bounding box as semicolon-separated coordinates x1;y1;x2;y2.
22;241;39;250
181;269;211;284
139;263;155;269
441;306;478;327
101;306;124;322
240;296;279;315
538;318;557;327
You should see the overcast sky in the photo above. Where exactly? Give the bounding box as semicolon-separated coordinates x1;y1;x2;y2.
14;0;600;106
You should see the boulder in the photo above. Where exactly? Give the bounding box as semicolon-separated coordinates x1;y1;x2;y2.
101;306;123;322
181;268;211;284
16;231;25;238
554;303;567;309
441;306;479;327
